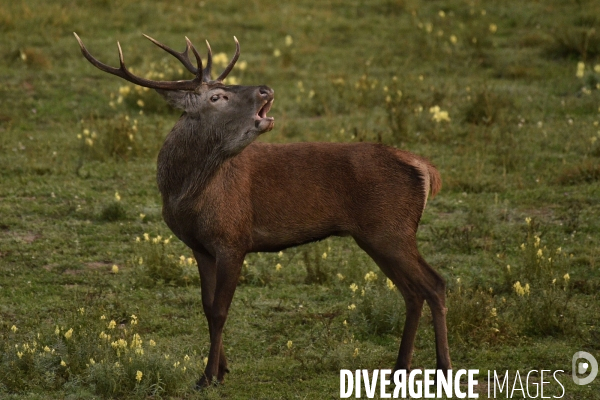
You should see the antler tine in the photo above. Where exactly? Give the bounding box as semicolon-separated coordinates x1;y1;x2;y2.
185;37;204;82
203;40;213;83
215;36;240;82
142;34;198;75
74;32;202;91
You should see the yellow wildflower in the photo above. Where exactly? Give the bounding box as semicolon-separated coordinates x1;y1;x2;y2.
364;271;377;282
111;265;119;274
513;281;525;296
285;35;293;46
61;360;66;367
108;320;116;330
149;339;156;346
489;23;497;33
64;328;73;340
213;52;228;67
563;273;570;282
348;304;356;310
114;192;121;202
131;333;142;348
353;348;359;358
136;370;143;382
273;49;281;57
287;340;293;349
386;278;396;290
337;273;345;281
576;62;585;78
275;263;282;271
429;105;451;122
349;283;358;293
10;325;17;333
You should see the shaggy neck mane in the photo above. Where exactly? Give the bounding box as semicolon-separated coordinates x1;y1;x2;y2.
157;115;228;202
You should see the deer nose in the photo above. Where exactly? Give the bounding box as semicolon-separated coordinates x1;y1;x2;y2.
258;86;274;99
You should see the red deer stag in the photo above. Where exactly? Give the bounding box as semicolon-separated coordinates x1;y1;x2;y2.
74;33;452;388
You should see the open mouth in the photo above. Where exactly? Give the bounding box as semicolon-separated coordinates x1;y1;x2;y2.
257;99;274;120
254;99;275;132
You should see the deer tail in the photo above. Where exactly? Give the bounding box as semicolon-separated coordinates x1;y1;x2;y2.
427;163;442;199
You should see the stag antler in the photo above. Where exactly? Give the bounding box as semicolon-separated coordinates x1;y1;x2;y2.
74;33;240;90
215;36;239;82
142;34;200;76
143;34;239;83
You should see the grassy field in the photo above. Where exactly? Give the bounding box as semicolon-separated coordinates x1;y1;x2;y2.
1;0;600;398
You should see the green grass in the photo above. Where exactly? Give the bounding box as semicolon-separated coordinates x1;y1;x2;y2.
1;0;600;398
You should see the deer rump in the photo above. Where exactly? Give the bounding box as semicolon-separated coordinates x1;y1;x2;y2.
163;142;439;256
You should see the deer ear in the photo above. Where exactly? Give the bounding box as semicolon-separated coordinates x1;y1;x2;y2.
155;89;200;112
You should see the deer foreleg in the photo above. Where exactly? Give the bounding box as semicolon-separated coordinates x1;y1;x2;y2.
196;251;243;388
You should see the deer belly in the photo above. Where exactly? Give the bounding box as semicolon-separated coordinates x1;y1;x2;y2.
250;216;349;253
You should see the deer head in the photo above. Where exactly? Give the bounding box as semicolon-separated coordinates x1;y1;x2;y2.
73;33;274;156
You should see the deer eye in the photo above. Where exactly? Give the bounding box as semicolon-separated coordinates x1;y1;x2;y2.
210;95;220;102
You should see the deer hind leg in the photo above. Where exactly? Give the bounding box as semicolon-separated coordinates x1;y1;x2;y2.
355;236;451;372
194;249;234;387
417;255;451;371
